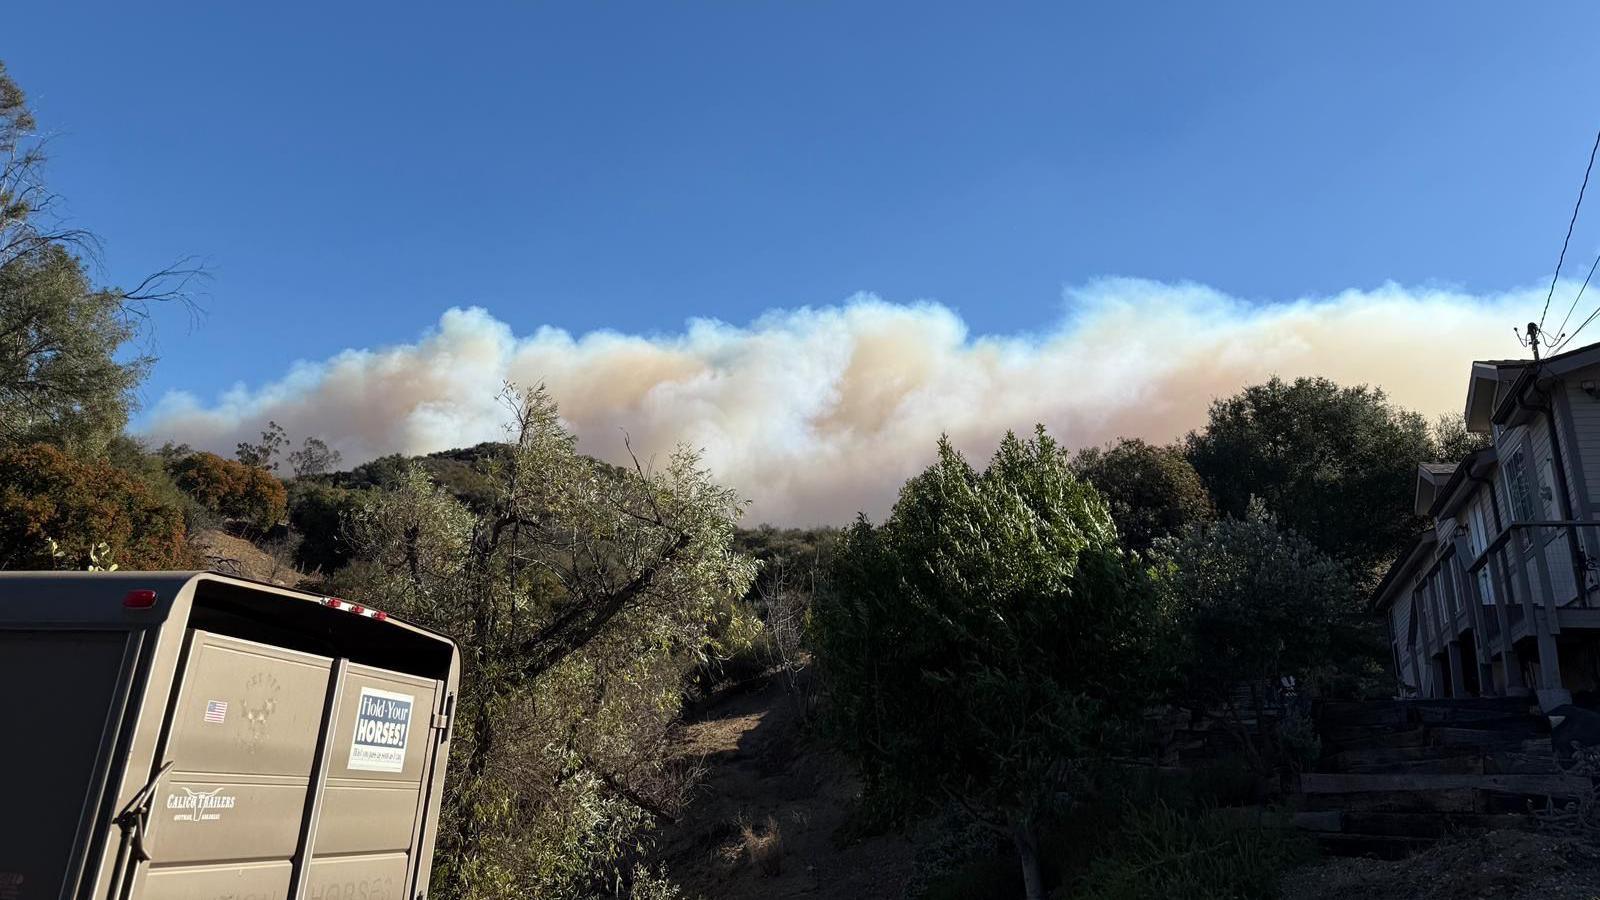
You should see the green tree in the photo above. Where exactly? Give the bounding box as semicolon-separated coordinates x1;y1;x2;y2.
236;420;287;470
0;442;189;569
288;435;342;477
0;245;145;452
335;386;755;899
1074;438;1214;555
285;480;363;574
0;60;197;455
811;429;1163;900
1154;503;1360;771
1185;376;1433;580
1432;411;1491;463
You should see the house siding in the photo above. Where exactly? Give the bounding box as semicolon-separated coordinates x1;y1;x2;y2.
1563;370;1600;514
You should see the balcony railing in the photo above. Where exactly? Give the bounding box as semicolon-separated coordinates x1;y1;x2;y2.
1463;520;1600;611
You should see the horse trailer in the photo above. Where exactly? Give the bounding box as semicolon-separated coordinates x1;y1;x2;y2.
0;571;460;900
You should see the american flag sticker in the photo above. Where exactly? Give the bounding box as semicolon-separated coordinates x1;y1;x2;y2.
203;700;228;724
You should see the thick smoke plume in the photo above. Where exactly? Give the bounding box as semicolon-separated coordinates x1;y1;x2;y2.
145;278;1541;524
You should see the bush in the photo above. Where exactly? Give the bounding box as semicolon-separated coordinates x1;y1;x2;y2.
0;443;189;569
286;479;364;574
169;451;287;531
1064;802;1312;900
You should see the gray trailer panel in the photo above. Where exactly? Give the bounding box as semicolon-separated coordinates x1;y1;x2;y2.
0;572;459;900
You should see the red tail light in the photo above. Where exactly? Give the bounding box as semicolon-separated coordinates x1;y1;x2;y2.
124;589;158;609
373;610;388;621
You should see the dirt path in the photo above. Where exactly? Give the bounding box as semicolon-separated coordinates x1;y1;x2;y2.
1281;830;1600;900
649;673;916;899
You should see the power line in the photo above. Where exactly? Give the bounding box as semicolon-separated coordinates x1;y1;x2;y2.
1550;249;1600;352
1537;126;1600;332
1555;249;1600;355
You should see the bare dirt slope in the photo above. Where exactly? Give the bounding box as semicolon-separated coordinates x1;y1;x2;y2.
190;529;303;587
650;672;917;899
1281;830;1600;900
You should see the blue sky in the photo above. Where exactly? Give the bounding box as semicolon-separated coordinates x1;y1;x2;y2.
6;3;1600;440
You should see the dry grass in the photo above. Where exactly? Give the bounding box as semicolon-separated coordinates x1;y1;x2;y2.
739;815;784;877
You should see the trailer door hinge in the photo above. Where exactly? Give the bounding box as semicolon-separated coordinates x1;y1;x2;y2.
431;693;456;740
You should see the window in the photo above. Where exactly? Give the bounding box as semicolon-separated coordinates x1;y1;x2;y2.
1506;446;1535;523
1538;456;1558;517
1470;499;1497;605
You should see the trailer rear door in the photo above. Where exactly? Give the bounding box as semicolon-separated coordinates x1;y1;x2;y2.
138;630;333;899
129;630;449;900
303;664;444;900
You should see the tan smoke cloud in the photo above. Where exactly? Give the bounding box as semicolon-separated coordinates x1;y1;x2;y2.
144;278;1545;525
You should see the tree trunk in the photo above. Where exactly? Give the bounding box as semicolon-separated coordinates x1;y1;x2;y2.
1012;819;1046;900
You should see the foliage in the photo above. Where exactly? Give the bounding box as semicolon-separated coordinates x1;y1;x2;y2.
0;244;146;453
335;444;501;510
904;812;1015;900
1433;412;1492;463
289;435;342;477
0;61;196;456
169;451;288;531
1074;438;1214;555
0;442;189;569
1185;376;1435;580
285;479;364;574
334;386;755;900
811;428;1164;900
1064;802;1312;900
610;864;693;900
1153;502;1359;771
236;420;287;470
103;435;216;532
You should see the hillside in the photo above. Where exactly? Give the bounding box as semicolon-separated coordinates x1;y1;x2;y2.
647;671;916;899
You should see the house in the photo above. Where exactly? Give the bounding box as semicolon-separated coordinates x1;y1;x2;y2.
1373;339;1600;711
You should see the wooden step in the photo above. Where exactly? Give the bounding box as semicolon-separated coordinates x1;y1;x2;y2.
1314;832;1436;859
1429;724;1544;750
1299;772;1591;798
1300;787;1478;813
1323;725;1428;751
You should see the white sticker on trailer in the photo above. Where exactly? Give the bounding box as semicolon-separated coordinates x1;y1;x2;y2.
348;686;414;773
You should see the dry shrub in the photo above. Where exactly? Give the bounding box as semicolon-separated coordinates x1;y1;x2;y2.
0;442;190;569
169;451;287;530
739;815;783;877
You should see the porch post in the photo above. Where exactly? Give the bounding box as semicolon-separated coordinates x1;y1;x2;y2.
1487;550;1528;696
1447;641;1467;698
1451;539;1496;695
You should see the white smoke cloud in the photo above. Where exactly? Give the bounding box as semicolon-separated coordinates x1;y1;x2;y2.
143;278;1545;525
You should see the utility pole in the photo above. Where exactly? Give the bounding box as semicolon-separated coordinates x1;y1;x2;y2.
1523;322;1544;360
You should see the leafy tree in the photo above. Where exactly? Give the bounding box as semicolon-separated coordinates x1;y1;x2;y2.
236;420;287;470
1432;412;1491;463
1185;376;1433;580
333;387;755;899
285;479;363;574
811;429;1163;900
288;435;342;477
0;442;189;569
169;451;288;530
1073;438;1214;555
0;61;196;454
1153;503;1360;771
0;245;145;452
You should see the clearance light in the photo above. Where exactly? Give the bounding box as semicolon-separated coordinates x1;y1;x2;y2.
322;596;389;621
124;589;158;609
